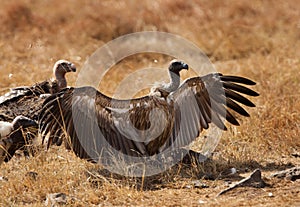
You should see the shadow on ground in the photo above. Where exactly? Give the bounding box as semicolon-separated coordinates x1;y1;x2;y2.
84;153;297;191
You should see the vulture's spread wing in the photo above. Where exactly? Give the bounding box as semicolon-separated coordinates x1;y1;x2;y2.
39;86;174;161
39;74;259;163
161;73;259;151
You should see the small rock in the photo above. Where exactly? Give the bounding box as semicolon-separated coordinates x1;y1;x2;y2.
186;180;209;189
198;199;206;204
218;169;267;196
45;193;67;207
268;192;274;197
224;181;232;186
191;180;209;188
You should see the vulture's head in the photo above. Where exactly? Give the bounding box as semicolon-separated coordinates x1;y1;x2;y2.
0;116;38;164
168;59;189;75
52;60;76;90
11;115;38;130
53;60;76;75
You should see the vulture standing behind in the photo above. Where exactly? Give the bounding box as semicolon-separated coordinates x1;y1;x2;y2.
0;60;76;122
39;59;259;166
0;60;76;163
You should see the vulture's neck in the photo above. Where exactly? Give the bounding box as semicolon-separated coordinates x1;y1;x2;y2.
53;71;67;89
160;71;180;93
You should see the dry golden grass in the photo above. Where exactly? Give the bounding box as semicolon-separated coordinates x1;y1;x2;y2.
0;0;299;206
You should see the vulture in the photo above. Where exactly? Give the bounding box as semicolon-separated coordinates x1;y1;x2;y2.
39;59;259;166
0;60;76;122
149;59;188;98
0;60;76;163
0;115;38;164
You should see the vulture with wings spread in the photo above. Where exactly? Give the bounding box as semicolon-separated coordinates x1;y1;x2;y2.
39;60;258;164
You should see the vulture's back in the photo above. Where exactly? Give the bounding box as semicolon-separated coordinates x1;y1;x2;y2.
0;81;53;122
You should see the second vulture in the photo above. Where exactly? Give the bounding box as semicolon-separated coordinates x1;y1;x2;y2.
0;60;76;122
0;60;76;163
39;60;259;164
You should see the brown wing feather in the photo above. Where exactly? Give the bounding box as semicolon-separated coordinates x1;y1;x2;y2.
161;73;258;151
39;86;175;162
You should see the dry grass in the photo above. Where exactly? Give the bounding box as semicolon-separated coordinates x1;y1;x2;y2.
0;0;299;206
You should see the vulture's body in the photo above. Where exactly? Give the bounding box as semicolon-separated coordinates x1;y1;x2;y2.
39;60;259;164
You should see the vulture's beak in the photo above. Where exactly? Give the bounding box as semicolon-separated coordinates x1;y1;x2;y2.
29;120;38;128
182;63;189;70
22;119;38;129
69;63;76;72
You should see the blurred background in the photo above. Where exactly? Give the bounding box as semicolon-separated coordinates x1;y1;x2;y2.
0;0;299;86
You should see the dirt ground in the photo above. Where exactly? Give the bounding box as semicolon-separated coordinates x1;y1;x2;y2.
0;0;299;206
